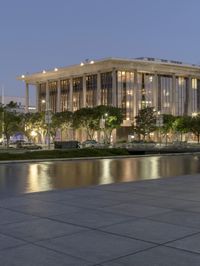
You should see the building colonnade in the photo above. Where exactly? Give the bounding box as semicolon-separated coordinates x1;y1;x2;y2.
24;69;200;122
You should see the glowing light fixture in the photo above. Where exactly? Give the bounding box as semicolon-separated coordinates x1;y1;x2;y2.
41;99;46;104
192;112;197;117
30;130;37;137
21;75;25;79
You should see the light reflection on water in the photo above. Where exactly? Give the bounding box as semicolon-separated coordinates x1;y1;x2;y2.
0;155;200;196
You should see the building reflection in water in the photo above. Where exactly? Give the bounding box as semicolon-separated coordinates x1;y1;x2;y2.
27;163;53;193
0;155;200;195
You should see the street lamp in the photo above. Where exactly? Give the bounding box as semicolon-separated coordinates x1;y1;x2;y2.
44;100;52;150
99;113;108;144
156;111;163;147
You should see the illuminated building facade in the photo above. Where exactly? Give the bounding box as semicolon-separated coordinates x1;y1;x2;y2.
18;57;200;124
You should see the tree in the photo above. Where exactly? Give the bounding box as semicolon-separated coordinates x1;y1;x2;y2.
94;105;123;143
173;116;190;141
160;114;176;143
0;108;22;147
28;112;47;143
133;107;157;140
188;114;200;143
20;113;35;141
73;108;99;140
51;111;73;140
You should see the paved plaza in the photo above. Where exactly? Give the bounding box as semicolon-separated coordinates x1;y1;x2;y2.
1;174;200;265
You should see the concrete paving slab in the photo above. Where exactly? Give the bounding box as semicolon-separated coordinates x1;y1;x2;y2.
101;246;200;266
1;173;200;265
167;232;200;253
6;201;82;217
38;229;154;264
0;233;26;250
0;218;86;242
0;197;43;208
149;210;200;229
0;244;92;266
57;195;132;209
0;208;37;225
134;196;200;210
101;218;198;244
50;208;135;229
101;202;170;218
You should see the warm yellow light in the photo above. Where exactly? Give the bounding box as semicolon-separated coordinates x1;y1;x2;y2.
41;99;46;104
54;68;58;72
42;70;46;74
192;112;197;117
80;62;84;66
30;131;37;137
21;75;25;79
90;60;94;64
149;76;153;82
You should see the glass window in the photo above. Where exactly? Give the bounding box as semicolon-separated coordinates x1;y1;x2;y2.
73;77;83;111
86;74;97;107
101;72;112;106
61;79;70;111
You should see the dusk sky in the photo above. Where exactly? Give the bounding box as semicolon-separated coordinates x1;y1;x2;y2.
1;0;200;103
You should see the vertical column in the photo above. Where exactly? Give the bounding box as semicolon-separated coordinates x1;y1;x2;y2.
172;74;176;116
187;76;192;116
112;68;117;106
153;72;158;111
82;74;86;107
57;79;61;113
97;72;101;105
35;83;39;112
133;70;138;119
117;72;121;108
46;81;49;110
69;77;73;111
25;83;29;113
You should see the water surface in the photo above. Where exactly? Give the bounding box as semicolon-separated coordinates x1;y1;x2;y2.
0;155;200;196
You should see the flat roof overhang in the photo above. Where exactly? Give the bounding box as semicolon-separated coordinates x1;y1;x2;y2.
17;57;200;85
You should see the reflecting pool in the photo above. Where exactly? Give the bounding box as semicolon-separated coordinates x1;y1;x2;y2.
0;154;200;196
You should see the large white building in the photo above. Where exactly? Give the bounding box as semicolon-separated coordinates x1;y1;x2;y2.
18;57;200;122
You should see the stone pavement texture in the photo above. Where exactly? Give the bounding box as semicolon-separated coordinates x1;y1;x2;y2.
1;174;200;265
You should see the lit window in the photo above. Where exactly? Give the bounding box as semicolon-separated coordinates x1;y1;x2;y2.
178;77;184;86
192;78;197;89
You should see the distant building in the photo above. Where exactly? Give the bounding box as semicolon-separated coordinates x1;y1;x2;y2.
0;96;36;113
17;57;200;121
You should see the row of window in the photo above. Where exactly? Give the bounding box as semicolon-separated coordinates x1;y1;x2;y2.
38;72;200;118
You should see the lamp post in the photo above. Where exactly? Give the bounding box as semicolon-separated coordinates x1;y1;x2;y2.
156;111;163;147
99;113;108;144
44;100;52;150
1;87;4;146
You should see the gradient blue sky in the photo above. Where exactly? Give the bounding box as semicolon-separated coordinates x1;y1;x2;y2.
1;0;200;102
